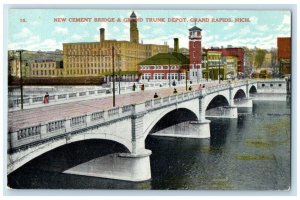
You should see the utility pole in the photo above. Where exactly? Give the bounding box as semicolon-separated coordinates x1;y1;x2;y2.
218;56;221;84
169;53;171;87
16;49;25;110
112;46;115;107
185;64;188;91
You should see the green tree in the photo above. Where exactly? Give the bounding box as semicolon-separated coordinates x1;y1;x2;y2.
254;49;266;68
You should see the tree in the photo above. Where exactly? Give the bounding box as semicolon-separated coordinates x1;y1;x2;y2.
254;49;266;68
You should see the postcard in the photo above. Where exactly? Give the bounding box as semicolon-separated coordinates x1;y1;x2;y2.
6;8;291;191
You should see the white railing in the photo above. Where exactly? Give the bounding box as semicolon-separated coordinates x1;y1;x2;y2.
9;88;111;108
9;87;205;148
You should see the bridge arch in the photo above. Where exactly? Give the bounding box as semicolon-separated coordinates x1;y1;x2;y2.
8;131;132;174
143;106;199;139
233;89;247;100
249;85;257;94
205;95;230;111
9;139;130;175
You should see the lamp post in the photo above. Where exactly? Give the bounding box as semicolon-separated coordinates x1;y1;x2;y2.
185;64;190;91
16;49;25;110
218;55;221;84
169;52;171;87
112;46;115;107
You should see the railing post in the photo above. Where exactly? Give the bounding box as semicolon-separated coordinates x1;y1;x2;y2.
29;97;33;105
65;118;71;132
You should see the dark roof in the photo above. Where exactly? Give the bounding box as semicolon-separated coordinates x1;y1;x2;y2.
130;11;137;18
189;26;202;31
139;52;189;65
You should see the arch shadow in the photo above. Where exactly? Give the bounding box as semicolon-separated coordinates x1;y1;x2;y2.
249;85;257;94
148;108;198;134
234;89;247;100
206;95;230;111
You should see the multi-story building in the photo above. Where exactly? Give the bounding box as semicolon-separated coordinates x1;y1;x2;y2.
225;56;238;79
138;51;189;82
203;51;224;81
204;47;245;74
63;12;169;79
277;37;291;76
30;60;63;77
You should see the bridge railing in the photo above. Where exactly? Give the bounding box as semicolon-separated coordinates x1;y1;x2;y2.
9;80;264;149
8;88;134;109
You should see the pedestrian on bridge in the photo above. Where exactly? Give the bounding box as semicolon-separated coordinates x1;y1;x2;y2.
43;92;49;104
189;86;192;91
133;83;136;91
173;88;178;94
154;93;159;98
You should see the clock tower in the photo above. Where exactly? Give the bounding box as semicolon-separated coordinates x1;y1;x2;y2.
189;26;202;82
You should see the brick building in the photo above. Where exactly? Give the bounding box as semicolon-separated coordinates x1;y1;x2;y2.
204;47;245;73
277;37;291;76
62;11;169;79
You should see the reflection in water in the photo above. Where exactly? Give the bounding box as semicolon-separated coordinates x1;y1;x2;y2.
8;99;290;190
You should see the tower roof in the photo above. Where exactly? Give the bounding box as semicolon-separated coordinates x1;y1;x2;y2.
189;26;202;31
130;11;137;18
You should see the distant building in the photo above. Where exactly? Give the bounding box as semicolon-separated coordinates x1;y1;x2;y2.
63;11;169;80
30;60;63;77
138;51;189;82
277;37;291;76
204;47;245;73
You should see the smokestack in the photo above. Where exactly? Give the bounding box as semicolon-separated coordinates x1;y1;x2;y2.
174;38;179;53
100;28;105;42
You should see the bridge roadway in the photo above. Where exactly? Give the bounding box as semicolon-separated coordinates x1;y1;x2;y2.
8;82;220;132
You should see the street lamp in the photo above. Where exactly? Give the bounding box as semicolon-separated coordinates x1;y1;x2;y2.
169;52;171;87
202;51;208;82
16;49;25;110
112;46;115;107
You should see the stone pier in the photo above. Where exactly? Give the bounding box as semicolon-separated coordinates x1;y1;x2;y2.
64;149;152;182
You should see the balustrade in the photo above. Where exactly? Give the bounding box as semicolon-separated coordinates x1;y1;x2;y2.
122;105;132;113
91;111;104;121
17;125;41;140
47;120;65;132
108;107;119;116
71;115;86;126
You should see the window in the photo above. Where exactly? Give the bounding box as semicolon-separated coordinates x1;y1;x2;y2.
279;84;282;87
270;84;273;87
262;84;265;87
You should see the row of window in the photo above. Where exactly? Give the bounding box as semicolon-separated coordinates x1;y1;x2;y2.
141;73;186;80
31;70;63;76
31;63;56;68
140;65;180;70
66;69;109;75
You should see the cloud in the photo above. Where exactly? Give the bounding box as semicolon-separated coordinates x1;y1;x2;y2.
276;14;291;32
256;25;269;32
71;34;83;41
249;16;258;24
54;26;69;34
15;27;32;39
239;26;251;35
223;22;234;30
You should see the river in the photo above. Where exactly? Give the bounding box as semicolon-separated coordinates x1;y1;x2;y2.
7;98;291;190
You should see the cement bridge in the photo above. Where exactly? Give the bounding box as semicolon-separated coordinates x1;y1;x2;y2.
8;80;279;182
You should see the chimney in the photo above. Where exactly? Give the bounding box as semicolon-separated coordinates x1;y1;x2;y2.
100;28;105;42
174;38;179;53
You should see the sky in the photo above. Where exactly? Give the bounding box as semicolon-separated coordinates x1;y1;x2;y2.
8;9;291;51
